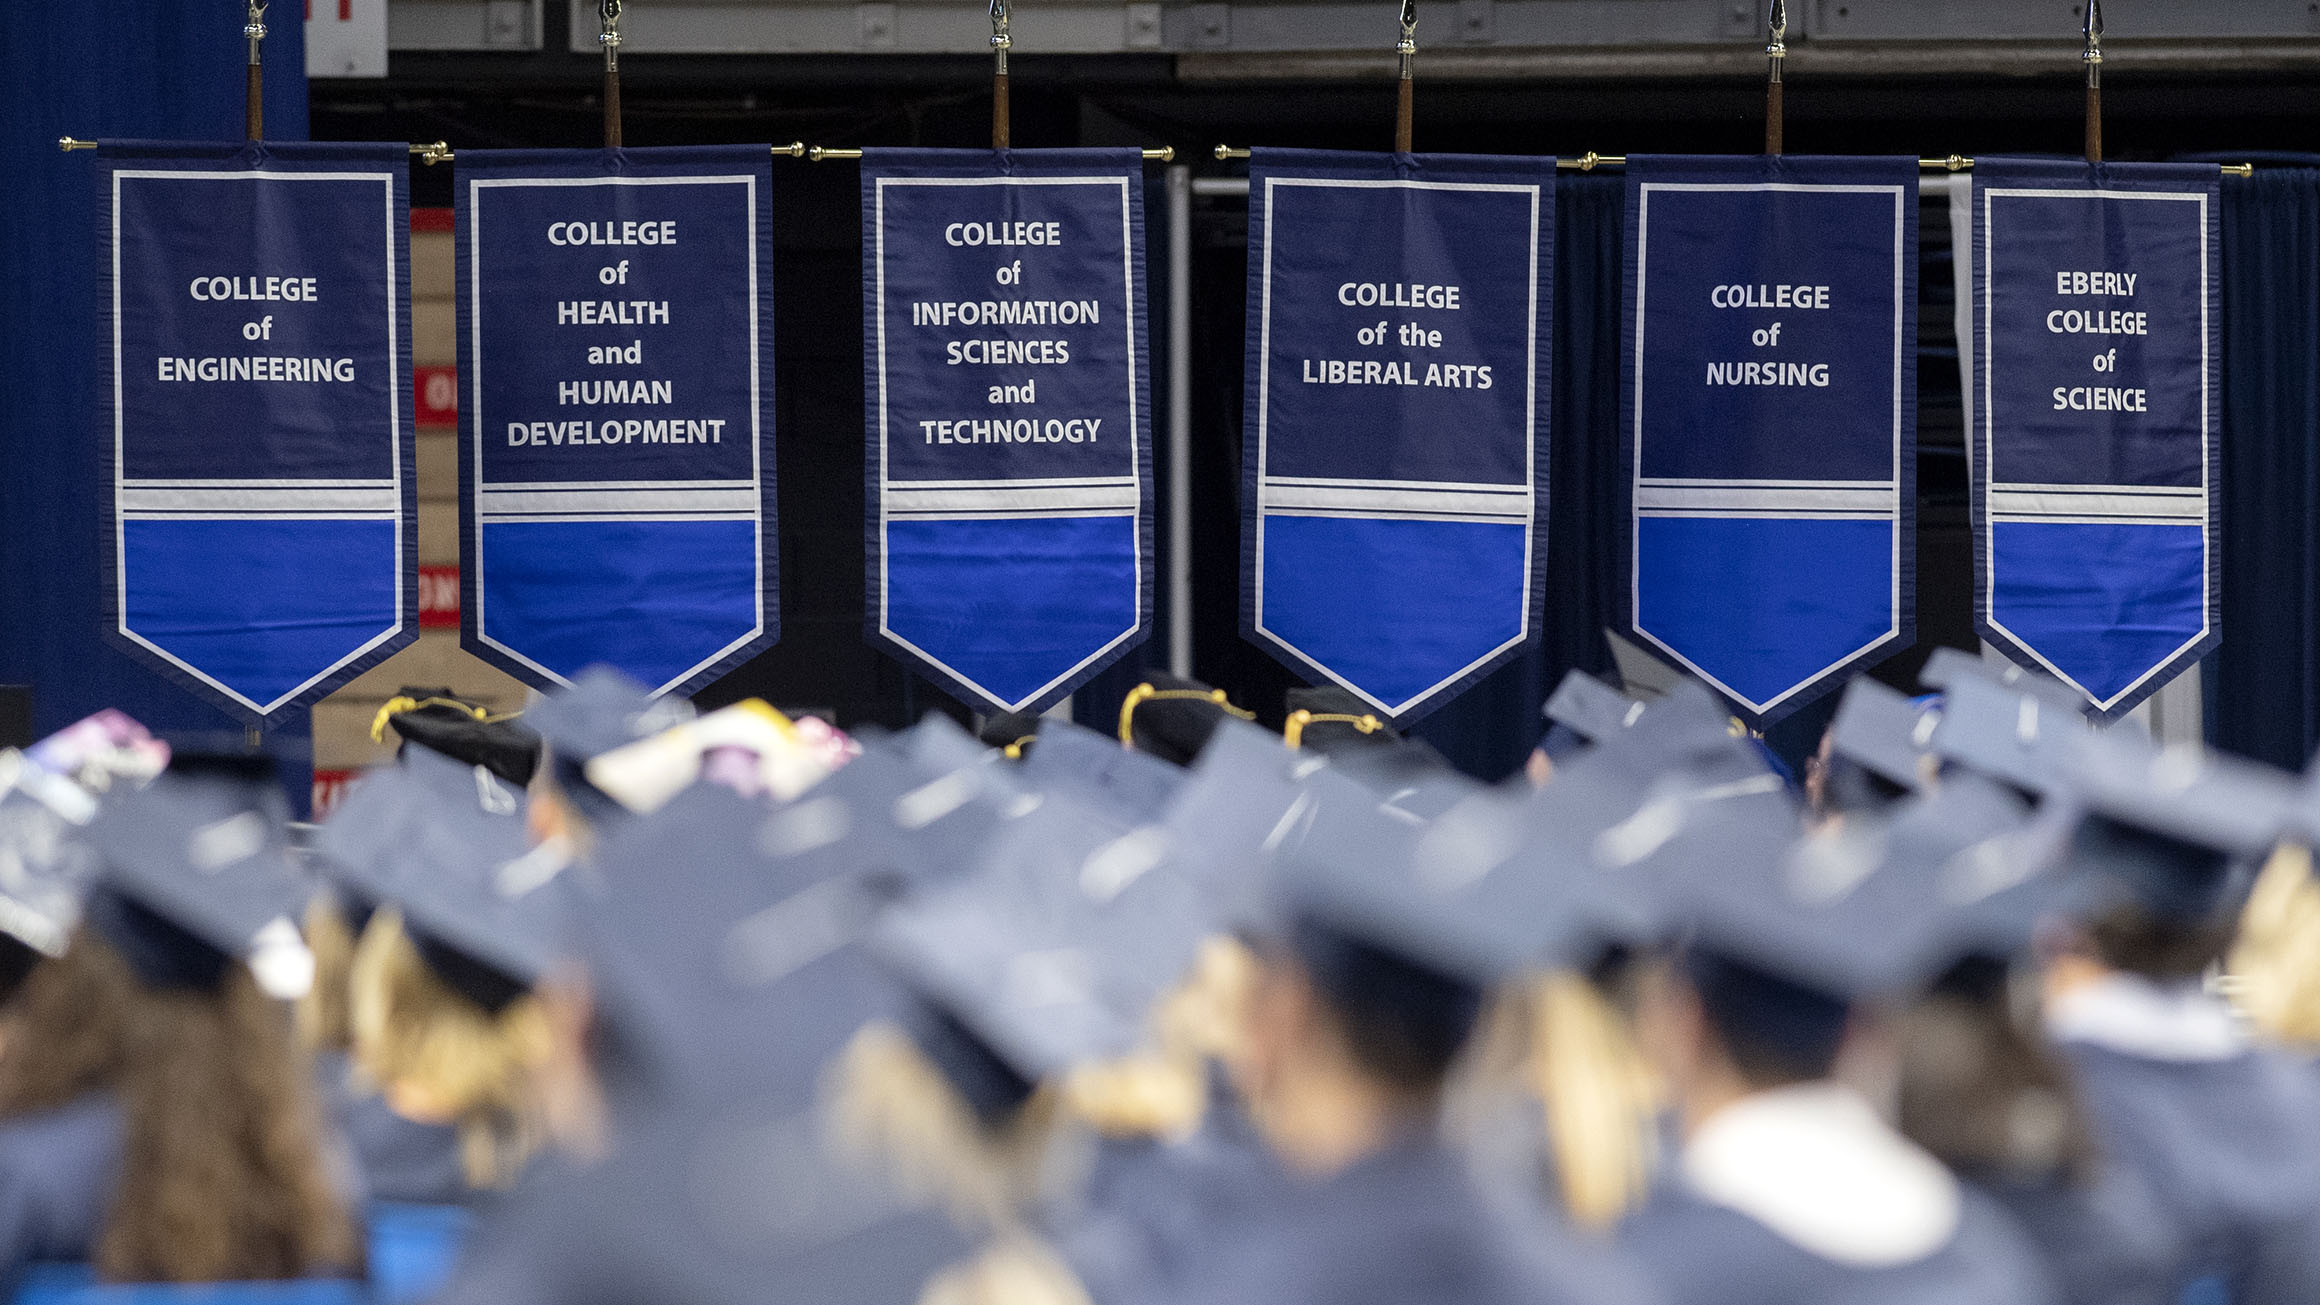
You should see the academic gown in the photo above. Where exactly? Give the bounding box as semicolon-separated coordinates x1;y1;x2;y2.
1155;1134;1655;1305
1968;1167;2183;1305
1048;1068;1288;1304
1615;1083;2059;1305
2059;1039;2320;1303
316;1050;470;1207
0;1094;122;1277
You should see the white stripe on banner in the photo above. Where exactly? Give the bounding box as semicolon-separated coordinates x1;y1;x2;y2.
119;482;400;517
1987;483;2205;524
1262;478;1531;522
885;481;1138;517
1634;479;1894;519
477;485;758;518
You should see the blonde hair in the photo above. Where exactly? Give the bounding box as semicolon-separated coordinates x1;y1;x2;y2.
1529;970;1661;1229
2227;843;2320;1048
296;896;359;1055
1057;935;1260;1142
918;1236;1093;1305
349;909;552;1187
827;1022;1069;1234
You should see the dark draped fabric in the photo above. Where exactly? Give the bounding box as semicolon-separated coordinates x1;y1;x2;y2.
1406;174;1627;780
0;6;311;790
2207;167;2320;769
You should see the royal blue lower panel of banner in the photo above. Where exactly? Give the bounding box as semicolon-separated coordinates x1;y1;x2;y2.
1970;160;2221;718
1622;155;1918;726
456;146;778;696
862;149;1153;715
99;142;417;720
1241;149;1553;721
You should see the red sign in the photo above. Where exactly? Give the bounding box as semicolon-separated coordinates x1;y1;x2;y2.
420;565;461;628
416;366;457;425
313;768;363;818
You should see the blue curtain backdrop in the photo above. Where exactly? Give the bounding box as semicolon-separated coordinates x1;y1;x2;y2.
2207;166;2320;769
0;6;311;786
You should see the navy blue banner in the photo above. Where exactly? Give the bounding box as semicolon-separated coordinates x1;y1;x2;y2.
1621;155;1918;726
99;141;416;721
861;148;1153;715
456;147;778;696
1240;149;1554;721
1970;160;2221;718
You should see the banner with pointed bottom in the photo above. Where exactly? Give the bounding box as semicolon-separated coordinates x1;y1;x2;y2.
455;147;779;697
1621;155;1918;727
99;141;418;721
1240;149;1555;722
1969;159;2221;719
861;148;1154;715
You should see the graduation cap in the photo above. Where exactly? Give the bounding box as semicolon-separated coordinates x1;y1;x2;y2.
896;713;997;776
375;689;541;788
375;783;563;1011
310;746;524;923
526;667;695;827
2045;735;2301;924
1019;718;1186;824
579;781;920;1111
1118;672;1256;766
871;793;1211;1099
975;712;1046;758
1823;675;1938;807
21;710;169;796
586;700;835;814
1925;670;2095;799
1542;669;1646;755
1919;647;2087;712
80;772;314;998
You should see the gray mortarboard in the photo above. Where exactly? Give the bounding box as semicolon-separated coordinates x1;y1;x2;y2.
871;793;1211;1108
376;785;565;1012
1926;670;2092;799
1121;672;1255;766
482;1090;973;1305
1588;677;1780;791
1020;717;1187;824
895;712;1000;777
2044;734;2301;925
80;772;314;997
1920;647;2089;713
378;688;542;787
310;746;523;918
1542;669;1646;759
1826;676;1938;800
526;666;695;827
0;752;103;971
580;781;918;1112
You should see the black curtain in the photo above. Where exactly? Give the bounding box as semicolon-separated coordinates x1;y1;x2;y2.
2207;167;2320;768
1405;174;1627;780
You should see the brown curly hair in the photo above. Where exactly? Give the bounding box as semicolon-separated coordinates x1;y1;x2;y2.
0;926;363;1283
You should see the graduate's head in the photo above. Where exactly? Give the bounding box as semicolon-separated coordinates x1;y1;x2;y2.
523;667;694;850
1672;947;1852;1089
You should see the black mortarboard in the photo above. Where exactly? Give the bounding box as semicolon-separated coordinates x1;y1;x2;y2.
1019;718;1186;824
1120;673;1254;766
975;712;1045;758
526;667;695;827
380;688;542;787
81;772;313;994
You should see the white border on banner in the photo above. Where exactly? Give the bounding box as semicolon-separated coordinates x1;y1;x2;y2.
466;173;765;696
1251;175;1544;718
1629;180;1909;718
111;169;407;716
871;174;1144;714
1980;186;2211;714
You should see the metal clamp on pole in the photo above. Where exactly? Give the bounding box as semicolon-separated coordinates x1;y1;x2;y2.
1764;0;1786;156
2083;0;2104;164
600;0;625;149
244;0;269;141
1394;0;1417;155
991;0;1012;151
